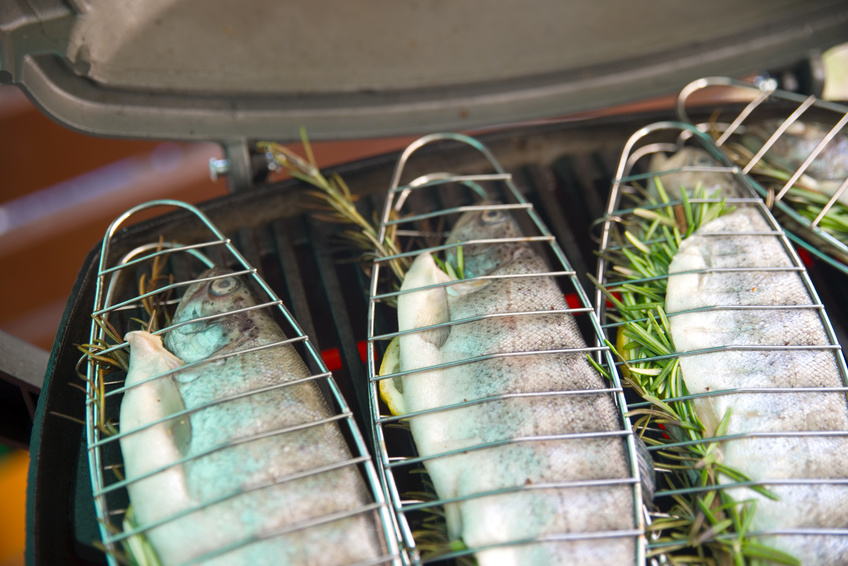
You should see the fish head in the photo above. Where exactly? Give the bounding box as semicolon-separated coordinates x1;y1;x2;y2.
741;119;807;168
165;267;278;363
444;206;525;278
742;119;848;181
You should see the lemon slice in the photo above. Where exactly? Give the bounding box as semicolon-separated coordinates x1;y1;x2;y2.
616;325;631;380
377;337;406;416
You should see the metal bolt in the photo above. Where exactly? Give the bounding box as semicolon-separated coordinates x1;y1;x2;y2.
209;158;231;181
753;75;778;92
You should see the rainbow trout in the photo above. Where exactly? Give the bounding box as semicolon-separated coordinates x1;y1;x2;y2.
666;207;848;564
393;208;638;565
119;268;386;565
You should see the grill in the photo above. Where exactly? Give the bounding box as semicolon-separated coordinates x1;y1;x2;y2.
24;102;848;564
5;3;848;563
25;112;642;564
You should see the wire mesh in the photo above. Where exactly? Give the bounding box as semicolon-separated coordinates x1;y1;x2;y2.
365;133;647;565
594;121;848;563
84;199;400;566
677;75;848;276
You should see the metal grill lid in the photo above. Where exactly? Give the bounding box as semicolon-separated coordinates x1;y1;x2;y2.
1;0;847;141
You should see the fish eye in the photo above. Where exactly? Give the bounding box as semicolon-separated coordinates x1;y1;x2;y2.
210;277;239;296
694;154;715;168
480;209;506;224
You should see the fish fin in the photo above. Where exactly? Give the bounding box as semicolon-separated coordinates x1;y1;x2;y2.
399;253;452;348
444;502;463;543
378;337;406;416
445;278;491;297
634;434;656;508
162;380;192;457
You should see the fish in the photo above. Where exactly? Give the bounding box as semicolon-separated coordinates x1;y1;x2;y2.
741;119;848;205
665;207;848;564
647;147;744;199
390;207;640;565
120;267;387;565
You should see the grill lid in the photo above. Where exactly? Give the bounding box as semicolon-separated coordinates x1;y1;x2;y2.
1;0;847;141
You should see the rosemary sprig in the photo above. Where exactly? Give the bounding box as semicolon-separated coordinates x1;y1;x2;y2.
259;131;410;283
259;132;477;287
121;507;162;566
598;181;799;565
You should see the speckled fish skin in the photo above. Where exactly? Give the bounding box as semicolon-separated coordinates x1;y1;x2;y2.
397;209;638;566
742;119;848;204
122;267;385;565
666;207;848;564
648;147;744;199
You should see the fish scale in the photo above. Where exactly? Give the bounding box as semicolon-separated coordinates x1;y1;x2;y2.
396;208;638;565
666;207;848;564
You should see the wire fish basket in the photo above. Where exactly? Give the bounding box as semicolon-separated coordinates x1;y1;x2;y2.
676;75;848;276
365;133;648;566
83;200;401;566
594;121;848;564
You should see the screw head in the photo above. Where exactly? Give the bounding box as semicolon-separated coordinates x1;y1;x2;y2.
209;158;231;181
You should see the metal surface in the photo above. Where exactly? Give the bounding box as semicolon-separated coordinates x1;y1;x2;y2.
2;0;847;140
0;329;47;391
0;330;44;448
366;133;646;564
594;121;848;559
677;76;848;275
83;200;400;565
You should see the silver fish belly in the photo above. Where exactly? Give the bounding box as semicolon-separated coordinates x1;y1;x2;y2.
121;267;385;565
397;209;637;565
119;330;193;558
666;207;848;564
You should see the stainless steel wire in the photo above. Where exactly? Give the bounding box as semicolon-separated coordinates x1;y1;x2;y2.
84;199;401;566
677;76;848;276
594;122;848;559
366;133;647;565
